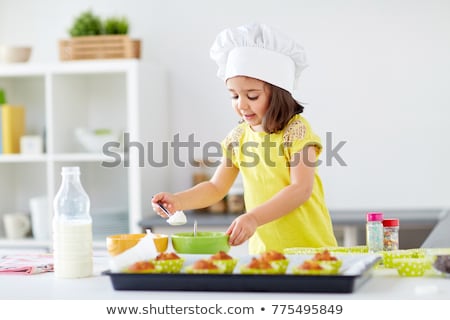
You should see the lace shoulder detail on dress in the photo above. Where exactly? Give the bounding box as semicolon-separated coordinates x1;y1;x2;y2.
223;125;244;149
283;119;306;143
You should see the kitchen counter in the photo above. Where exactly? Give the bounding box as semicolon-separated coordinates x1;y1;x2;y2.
139;208;448;230
1;209;448;301
1;249;449;300
140;208;448;247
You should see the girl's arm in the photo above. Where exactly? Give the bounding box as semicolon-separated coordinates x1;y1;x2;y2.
226;145;317;246
152;157;239;215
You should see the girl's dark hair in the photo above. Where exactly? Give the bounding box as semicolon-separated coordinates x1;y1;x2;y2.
263;84;304;134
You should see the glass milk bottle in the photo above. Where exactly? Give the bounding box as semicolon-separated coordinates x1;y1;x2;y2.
53;166;93;278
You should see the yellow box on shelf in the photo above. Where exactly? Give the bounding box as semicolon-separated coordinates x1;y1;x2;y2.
1;104;25;154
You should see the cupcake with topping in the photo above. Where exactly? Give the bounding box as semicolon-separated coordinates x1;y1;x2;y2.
151;252;185;273
185;258;225;274
260;250;289;274
125;260;158;273
209;251;238;274
311;249;342;272
240;257;280;275
292;259;338;275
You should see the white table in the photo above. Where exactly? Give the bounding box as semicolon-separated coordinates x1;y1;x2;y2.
1;252;449;300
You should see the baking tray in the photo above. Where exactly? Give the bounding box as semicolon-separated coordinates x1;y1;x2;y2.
103;254;381;293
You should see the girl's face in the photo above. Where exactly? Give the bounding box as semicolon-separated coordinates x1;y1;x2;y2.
227;76;271;132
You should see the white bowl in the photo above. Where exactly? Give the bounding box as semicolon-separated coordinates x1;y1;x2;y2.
75;128;120;153
0;46;32;63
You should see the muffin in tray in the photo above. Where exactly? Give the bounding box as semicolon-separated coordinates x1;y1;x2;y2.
240;257;280;275
311;249;342;272
292;260;339;275
125;260;159;274
185;258;225;274
151;252;185;273
209;251;238;274
260;250;290;273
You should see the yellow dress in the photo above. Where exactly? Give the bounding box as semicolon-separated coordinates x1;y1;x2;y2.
222;114;337;254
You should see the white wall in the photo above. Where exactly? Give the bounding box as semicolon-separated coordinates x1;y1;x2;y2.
1;0;450;210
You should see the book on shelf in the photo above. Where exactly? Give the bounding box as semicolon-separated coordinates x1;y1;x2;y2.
0;108;3;153
0;89;5;153
1;104;25;154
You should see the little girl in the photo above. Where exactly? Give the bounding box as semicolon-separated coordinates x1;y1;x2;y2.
152;23;337;254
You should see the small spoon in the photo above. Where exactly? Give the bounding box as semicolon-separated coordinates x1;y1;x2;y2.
156;202;172;218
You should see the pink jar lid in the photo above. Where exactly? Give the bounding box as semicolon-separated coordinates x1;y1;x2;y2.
367;212;384;222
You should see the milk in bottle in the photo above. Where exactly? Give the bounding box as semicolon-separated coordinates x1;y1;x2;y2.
53;166;93;278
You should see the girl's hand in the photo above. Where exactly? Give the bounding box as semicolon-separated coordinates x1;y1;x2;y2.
151;193;181;218
225;213;259;246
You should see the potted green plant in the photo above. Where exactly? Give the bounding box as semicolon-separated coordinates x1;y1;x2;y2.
104;17;129;35
68;10;103;37
59;10;140;61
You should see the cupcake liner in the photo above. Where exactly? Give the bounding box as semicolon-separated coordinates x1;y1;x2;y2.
151;258;185;273
382;249;426;268
316;260;342;272
269;259;290;274
333;246;368;254
184;266;225;274
394;258;429;277
283;247;323;255
284;246;368;255
210;259;238;274
239;266;280;275
291;265;339;275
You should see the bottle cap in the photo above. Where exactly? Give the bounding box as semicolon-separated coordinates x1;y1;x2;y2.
383;218;399;227
367;212;383;222
61;166;80;174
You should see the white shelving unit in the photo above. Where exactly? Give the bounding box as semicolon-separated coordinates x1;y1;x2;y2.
0;60;169;247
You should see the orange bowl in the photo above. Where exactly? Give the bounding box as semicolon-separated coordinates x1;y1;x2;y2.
106;233;168;256
106;233;146;256
152;234;169;253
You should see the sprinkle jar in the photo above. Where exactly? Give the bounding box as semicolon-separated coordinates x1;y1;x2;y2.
383;218;400;251
366;212;384;253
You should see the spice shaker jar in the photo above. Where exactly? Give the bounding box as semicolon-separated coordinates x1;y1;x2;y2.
383;218;400;251
366;212;384;253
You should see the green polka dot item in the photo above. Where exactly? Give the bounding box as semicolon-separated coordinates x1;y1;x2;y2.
326;246;369;254
284;246;368;255
184;266;225;274
151;258;185;273
283;247;323;255
210;259;238;274
291;260;339;276
269;259;290;274
292;266;339;275
383;249;426;268
317;260;343;273
239;266;280;275
383;250;411;268
394;258;428;277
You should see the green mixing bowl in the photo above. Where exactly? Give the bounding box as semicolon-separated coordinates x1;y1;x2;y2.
171;232;230;254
